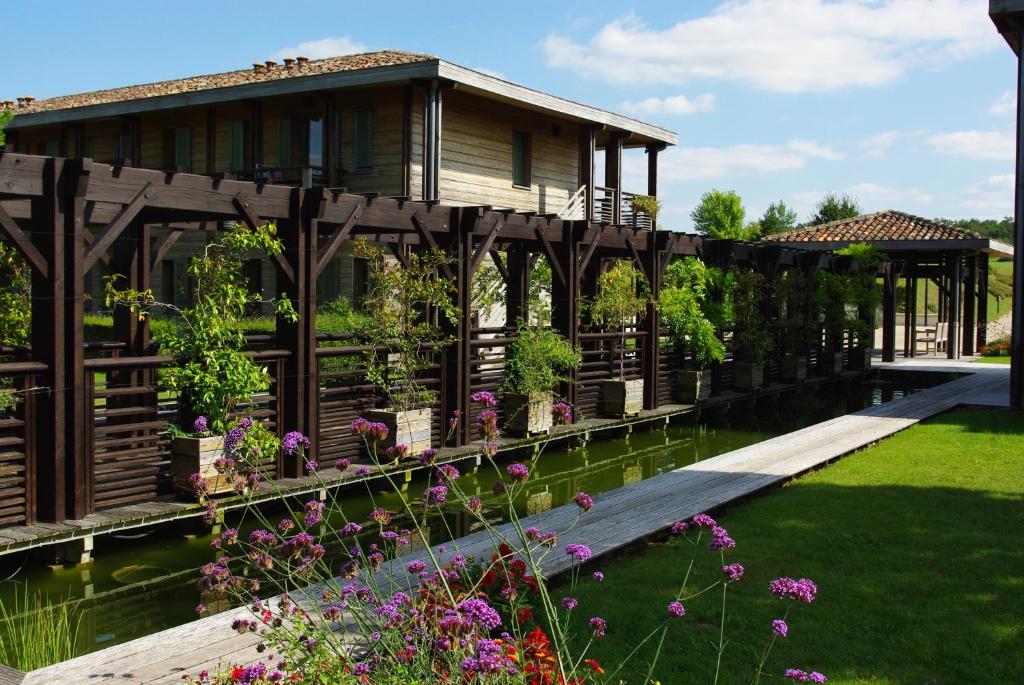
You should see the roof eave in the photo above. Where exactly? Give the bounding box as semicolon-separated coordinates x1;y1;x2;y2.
767;238;1005;255
991;0;1024;55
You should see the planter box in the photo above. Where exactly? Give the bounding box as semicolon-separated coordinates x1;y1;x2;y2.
676;370;711;404
781;355;808;382
503;392;553;436
733;362;764;392
602;379;643;418
818;351;844;376
171;435;233;496
848;347;872;371
365;408;432;458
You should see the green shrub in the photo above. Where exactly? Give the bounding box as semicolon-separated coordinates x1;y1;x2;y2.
0;588;81;670
502;324;581;396
732;269;772;364
587;261;651;380
660;258;725;368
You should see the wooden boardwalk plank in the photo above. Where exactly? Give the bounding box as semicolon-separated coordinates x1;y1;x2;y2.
21;367;1006;684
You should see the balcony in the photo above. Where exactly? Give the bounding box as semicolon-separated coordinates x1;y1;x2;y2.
222;165;329;188
558;185;655;229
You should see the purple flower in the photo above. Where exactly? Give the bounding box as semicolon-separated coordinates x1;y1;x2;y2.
784;669;827;683
770;577;818;604
282;431;311;456
369;422;389;442
722;563;745;583
692;513;717;528
224;426;246;452
773;619;789;638
350;418;370;435
667;601;686;618
302;500;324;527
437;464;460;482
466;497;483;514
419;448;439;465
336;458;351;470
355;465;370;476
561;597;578;611
471;390;497;407
386;443;410;461
670;520;689;535
565;543;592;562
589;616;607;638
407;560;426;574
369;508;392;525
424;485;448;506
708;525;736;550
506;463;530;481
304;459;319;474
457;598;502;631
192;416;208;434
340;522;362;536
593;571;604;582
574;491;593;512
552;402;573;425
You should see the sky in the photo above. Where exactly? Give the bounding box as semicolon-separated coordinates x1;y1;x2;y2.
1;0;1017;231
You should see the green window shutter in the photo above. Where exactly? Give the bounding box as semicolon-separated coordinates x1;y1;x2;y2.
174;127;192;172
229;121;245;171
512;132;531;187
277;117;292;167
353;108;373;171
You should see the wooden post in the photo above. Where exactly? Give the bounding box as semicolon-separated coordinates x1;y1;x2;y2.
276;188;316;476
947;252;961;360
64;160;89;520
604;133;623;225
962;252;977;356
442;209;474;445
505;245;529;327
322;93;335;187
977;256;989;350
578;127;595;222
908;271;918;358
1013;40;1024;406
882;264;898;363
551;222;582;412
902;264;913;357
642;231;664;409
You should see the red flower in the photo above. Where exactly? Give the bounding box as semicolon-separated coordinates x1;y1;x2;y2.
585;658;605;674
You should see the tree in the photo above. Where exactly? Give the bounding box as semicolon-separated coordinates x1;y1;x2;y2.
0;106;12;147
809;192;861;225
757;201;798;236
690;190;748;239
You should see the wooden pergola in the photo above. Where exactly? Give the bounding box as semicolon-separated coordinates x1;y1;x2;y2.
764;210;1014;363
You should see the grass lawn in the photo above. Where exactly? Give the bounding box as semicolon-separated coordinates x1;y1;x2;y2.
974;356;1012;364
565;408;1024;684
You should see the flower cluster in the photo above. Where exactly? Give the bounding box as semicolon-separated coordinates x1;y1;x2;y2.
350;417;389;442
573;491;593;512
471;390;497;407
785;668;827;682
551;401;573;425
770;577;818;604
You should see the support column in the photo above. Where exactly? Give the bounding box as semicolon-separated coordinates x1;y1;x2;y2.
277;188;317;475
578;127;596;222
908;272;918;358
551;223;582;412
962;253;977;356
947;252;961;360
903;264;913;357
977;256;989;350
642;144;661;409
422;80;443;202
442;209;473;445
1013;40;1024;406
505;245;529;327
604;133;624;225
882;264;898;363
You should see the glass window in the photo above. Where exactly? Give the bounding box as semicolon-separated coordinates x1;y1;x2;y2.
512;132;531;187
228;120;245;171
353;108;373;172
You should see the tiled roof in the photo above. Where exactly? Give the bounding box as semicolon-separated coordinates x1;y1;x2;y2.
7;50;435;114
762;210;983;244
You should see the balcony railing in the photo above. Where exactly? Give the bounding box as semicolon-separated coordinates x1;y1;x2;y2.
223;165;328;188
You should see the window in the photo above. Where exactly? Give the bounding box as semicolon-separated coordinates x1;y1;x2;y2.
115;131;133;164
277;117;292;167
307;118;323;167
353;108;373;172
228;120;246;172
161;127;192;172
512;132;531;188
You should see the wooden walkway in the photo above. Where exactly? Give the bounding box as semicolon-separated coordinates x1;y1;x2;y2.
15;365;1007;684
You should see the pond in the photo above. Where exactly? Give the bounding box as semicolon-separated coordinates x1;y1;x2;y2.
0;370;952;660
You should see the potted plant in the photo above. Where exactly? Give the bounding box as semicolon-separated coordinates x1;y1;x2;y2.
731;269;772;391
836;243;883;371
355;240;456;458
660;257;726;403
105;222;297;497
502;323;581;436
588;261;650;417
775;268;811;382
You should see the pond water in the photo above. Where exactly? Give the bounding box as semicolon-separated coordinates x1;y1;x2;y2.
0;371;952;659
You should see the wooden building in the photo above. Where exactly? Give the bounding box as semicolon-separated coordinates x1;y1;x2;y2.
3;51;675;310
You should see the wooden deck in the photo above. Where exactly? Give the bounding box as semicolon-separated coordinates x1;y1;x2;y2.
14;365;1008;684
0;371;868;559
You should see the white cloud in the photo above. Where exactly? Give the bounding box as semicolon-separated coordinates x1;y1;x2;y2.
962;173;1014;214
989;89;1016;116
858;129;928;158
541;1;995;93
272;36;366;61
846;182;935;207
926;130;1014;160
620;94;716;116
634;138;843;182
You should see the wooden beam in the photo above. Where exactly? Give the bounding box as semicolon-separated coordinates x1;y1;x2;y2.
535;225;566;287
624;234;650;285
316;206;360;276
488;249;509;282
411;213;454;280
0;201;48;277
233;194;295;284
83;182;152;271
577;230;601;274
469;219;502;275
151;229;184;269
659;234;680;276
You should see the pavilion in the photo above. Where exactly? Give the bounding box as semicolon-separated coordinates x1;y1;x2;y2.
763;210;1014;363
